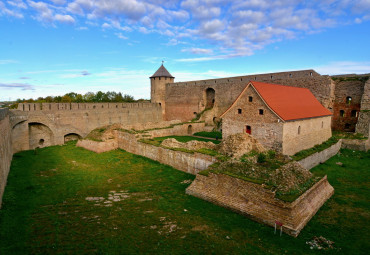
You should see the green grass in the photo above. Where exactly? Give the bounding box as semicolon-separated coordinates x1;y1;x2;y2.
193;131;222;139
0;144;369;254
332;131;368;140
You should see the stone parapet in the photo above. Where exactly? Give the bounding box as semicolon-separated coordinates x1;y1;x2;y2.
76;139;118;153
0;110;12;208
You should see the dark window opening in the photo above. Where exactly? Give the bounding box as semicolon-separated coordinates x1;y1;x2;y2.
310;72;313;76
346;96;352;104
344;123;351;130
187;125;192;135
246;125;251;134
248;96;253;102
259;109;264;115
205;88;216;108
159;77;161;80
340;110;345;117
254;77;257;80
271;75;273;79
116;105;118;108
159;103;161;106
39;139;44;146
322;121;324;128
351;110;357;117
298;126;301;135
93;105;96;109
238;109;242;114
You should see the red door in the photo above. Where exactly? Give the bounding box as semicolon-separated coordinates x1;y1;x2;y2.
246;125;251;134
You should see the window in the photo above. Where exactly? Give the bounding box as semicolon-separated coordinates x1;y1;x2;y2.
259;109;264;115
310;72;313;76
340;110;345;117
345;123;351;130
248;96;253;102
351;110;357;117
238;109;242;114
298;126;301;135
322;121;324;128
246;125;251;134
346;96;352;104
289;74;292;78
271;75;273;79
254;77;257;80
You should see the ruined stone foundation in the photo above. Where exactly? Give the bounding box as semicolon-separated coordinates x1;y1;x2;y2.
186;173;334;237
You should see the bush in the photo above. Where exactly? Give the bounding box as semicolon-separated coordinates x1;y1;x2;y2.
267;150;276;159
257;153;266;163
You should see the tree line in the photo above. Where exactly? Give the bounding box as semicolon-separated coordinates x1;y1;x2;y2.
14;91;147;104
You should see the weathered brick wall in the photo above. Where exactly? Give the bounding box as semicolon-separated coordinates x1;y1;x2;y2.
332;80;365;131
186;173;334;237
282;116;332;155
11;103;163;152
356;78;370;135
164;70;334;122
221;85;284;151
117;131;217;175
0;109;13;208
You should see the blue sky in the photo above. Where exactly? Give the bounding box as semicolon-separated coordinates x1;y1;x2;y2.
1;0;370;101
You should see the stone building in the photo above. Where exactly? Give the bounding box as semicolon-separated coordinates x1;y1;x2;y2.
220;81;333;155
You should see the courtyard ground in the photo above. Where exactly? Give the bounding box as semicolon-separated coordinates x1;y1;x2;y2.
0;142;368;254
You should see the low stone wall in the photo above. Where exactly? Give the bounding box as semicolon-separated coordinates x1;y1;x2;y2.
117;131;216;174
76;139;118;153
297;140;342;170
0;109;13;208
341;138;369;152
186;173;334;237
137;122;205;139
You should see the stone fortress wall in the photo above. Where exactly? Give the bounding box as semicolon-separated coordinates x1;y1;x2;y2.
0;109;13;208
164;70;335;122
356;78;370;136
11;102;163;153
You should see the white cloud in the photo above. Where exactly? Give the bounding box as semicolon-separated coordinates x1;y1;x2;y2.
182;48;213;54
54;14;75;24
116;32;128;40
0;82;34;90
7;0;27;9
315;61;370;75
0;59;18;64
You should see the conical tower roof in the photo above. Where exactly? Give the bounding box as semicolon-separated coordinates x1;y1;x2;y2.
150;64;174;78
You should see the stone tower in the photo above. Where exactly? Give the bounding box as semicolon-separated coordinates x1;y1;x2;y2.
150;64;174;114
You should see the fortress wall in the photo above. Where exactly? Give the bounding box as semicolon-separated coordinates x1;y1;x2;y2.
356;79;370;136
0;109;13;208
11;103;163;151
186;173;334;237
117;131;216;175
332;80;365;131
165;70;334;122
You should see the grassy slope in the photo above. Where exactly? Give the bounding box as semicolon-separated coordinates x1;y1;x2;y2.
0;144;368;254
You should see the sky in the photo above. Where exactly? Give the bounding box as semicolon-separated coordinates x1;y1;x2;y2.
1;0;370;101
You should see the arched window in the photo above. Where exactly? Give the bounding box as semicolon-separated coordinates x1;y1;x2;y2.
205;88;215;108
187;125;193;135
340;110;345;117
238;109;242;114
351;110;357;117
246;125;251;134
346;96;352;104
298;126;301;135
248;96;253;102
322;121;324;128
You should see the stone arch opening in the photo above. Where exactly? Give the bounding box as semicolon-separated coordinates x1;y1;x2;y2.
346;96;352;104
64;133;82;143
28;122;54;149
187;125;193;135
205;88;215;109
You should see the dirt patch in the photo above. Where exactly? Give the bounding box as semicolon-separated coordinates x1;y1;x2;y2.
218;133;265;158
161;138;217;150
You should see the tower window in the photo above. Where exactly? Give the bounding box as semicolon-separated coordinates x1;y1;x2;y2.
289;74;292;78
340;110;345;117
259;109;264;115
351;110;357;117
238;109;242;114
298;126;301;135
346;96;352;104
271;75;273;79
248;96;253;102
246;125;251;134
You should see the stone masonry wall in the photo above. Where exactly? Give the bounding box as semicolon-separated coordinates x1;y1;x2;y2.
165;70;334;122
11;102;163;152
332;80;365;131
117;131;217;175
186;173;334;237
282;116;332;155
0;109;13;208
297;140;342;170
356;78;370;136
76;139;118;153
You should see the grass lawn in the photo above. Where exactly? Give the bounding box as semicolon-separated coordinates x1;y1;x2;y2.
152;135;221;145
0;144;369;254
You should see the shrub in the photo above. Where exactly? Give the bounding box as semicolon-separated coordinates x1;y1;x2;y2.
257;153;266;163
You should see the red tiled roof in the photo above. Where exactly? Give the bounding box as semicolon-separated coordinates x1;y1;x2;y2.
250;81;332;121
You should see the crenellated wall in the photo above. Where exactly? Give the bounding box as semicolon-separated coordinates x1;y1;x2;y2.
11;102;163;152
0;109;13;208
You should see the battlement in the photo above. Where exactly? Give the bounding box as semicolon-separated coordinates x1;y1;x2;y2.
168;69;321;87
17;102;161;112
